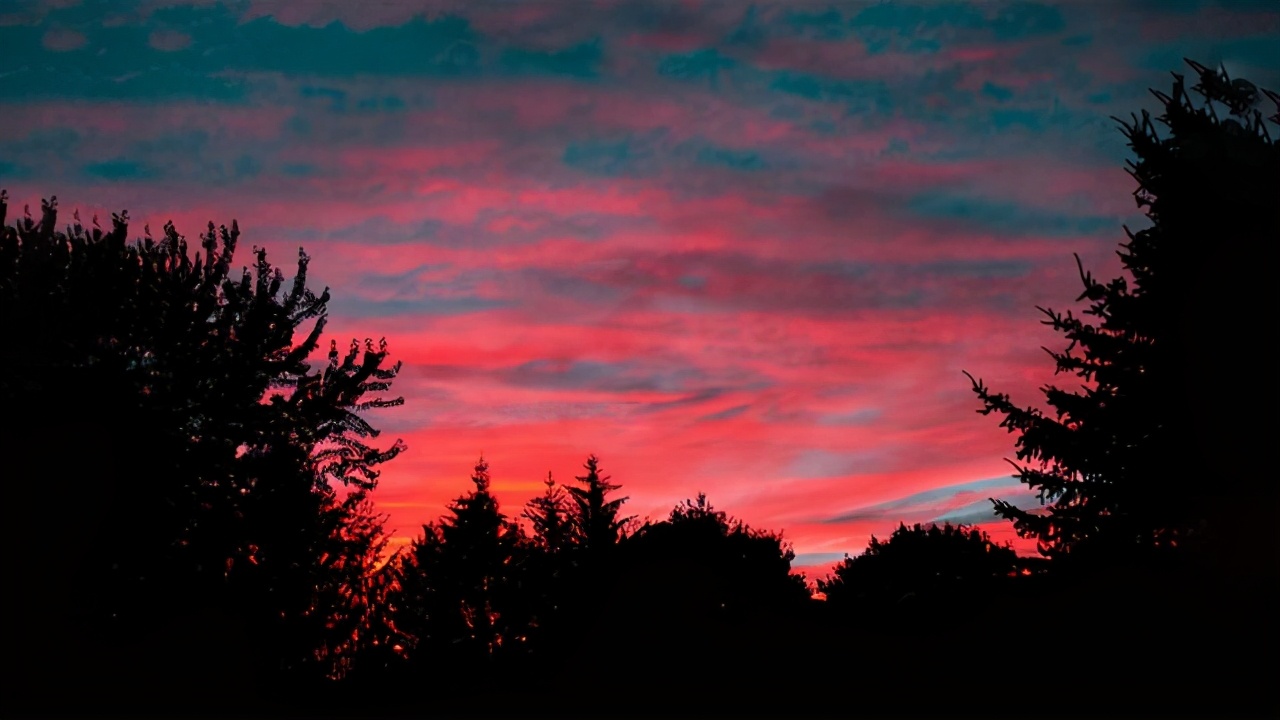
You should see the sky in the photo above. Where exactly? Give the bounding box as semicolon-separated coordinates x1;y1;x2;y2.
3;0;1278;576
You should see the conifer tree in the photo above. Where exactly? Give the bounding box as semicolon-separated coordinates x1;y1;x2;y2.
515;472;574;659
966;60;1279;562
567;454;632;554
522;472;573;554
394;458;527;664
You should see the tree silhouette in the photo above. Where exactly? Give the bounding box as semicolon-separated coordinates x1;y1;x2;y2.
621;493;811;617
965;60;1280;563
567;453;632;555
555;493;814;712
817;522;1017;608
522;471;573;555
392;457;529;667
513;471;575;659
0;195;404;702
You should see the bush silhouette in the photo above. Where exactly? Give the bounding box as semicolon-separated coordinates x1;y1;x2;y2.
818;521;1017;609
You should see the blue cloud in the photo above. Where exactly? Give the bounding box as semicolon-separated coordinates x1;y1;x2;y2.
803;258;1024;284
0;6;546;101
769;72;894;114
907;192;1118;237
0;129;81;179
300;85;348;112
849;2;985;53
233;155;262;179
916;259;1033;279
850;3;987;32
982;82;1015;102
82;159;156;180
355;95;408;112
817;408;883;427
788;449;887;479
563;136;655;177
990;2;1065;41
699;404;751;422
280;163;319;177
503;359;710;394
215;14;479;76
0;161;34;180
658;48;736;87
783;7;849;40
0;62;248;102
726;5;766;46
680;139;766;171
990;108;1044;130
501;39;603;78
330;294;509;319
822;477;1021;524
308;216;445;244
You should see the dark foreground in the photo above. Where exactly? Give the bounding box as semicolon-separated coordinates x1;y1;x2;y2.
10;563;1276;720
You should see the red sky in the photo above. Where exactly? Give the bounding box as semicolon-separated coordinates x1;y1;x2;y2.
3;0;1278;577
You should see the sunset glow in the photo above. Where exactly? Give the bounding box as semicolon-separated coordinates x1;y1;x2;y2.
4;0;1278;575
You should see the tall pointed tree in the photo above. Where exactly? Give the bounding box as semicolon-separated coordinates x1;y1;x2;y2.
966;60;1279;563
522;472;573;555
393;457;527;665
567;454;632;554
514;472;574;659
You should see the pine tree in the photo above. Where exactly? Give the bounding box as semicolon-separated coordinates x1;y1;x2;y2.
567;454;633;554
966;60;1279;563
393;457;527;665
522;472;573;554
514;472;574;661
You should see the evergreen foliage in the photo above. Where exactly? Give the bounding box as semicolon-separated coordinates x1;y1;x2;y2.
393;457;529;664
965;60;1279;561
522;471;573;554
567;454;633;554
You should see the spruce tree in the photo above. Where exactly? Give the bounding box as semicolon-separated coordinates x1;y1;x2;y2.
522;472;573;554
567;454;632;554
393;457;527;665
514;472;574;661
966;60;1279;563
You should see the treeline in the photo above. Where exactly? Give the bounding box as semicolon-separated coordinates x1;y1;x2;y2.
0;188;1052;718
